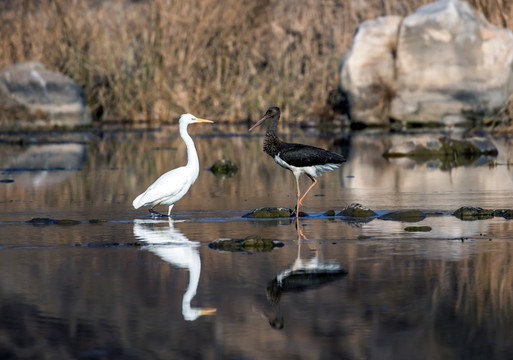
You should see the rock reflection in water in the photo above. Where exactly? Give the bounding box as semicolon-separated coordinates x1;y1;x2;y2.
1;143;86;187
133;219;216;321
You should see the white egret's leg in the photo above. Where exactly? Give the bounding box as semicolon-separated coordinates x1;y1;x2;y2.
167;204;174;217
149;201;165;217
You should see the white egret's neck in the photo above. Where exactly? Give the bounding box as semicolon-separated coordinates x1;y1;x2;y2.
179;121;200;177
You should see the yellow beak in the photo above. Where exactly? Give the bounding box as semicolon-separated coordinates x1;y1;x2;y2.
200;308;217;316
196;118;214;124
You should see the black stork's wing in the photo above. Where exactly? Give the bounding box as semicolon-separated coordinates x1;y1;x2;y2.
279;142;346;168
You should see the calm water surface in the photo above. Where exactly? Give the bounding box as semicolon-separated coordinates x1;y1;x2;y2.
1;125;513;359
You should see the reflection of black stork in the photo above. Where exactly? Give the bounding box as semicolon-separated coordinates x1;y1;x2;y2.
249;107;346;217
264;229;348;329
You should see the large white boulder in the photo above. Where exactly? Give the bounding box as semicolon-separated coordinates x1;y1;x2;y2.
0;62;91;130
339;0;513;125
339;16;403;125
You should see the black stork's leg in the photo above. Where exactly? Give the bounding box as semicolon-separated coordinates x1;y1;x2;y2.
299;175;318;206
295;216;308;241
293;174;302;219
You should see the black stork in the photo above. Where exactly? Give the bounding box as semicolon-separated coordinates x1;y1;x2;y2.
249;107;346;217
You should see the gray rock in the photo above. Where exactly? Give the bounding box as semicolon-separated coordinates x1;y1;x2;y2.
243;207;293;218
0;62;91;130
339;16;403;124
337;203;377;217
339;0;513;125
453;206;494;220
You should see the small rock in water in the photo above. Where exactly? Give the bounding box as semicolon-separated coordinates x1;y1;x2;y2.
209;159;238;177
453;206;494;220
379;210;426;222
338;203;377;217
243;207;293;218
209;236;284;252
404;226;432;232
324;209;336;216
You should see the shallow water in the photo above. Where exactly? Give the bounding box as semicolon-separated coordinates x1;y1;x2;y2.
1;125;513;359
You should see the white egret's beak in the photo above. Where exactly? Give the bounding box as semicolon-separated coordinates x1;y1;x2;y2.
195;117;214;124
200;308;217;316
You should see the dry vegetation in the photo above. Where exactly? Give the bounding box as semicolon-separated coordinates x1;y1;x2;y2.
0;0;512;123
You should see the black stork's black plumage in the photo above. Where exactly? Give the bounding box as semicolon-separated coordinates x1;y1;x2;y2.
249;107;346;217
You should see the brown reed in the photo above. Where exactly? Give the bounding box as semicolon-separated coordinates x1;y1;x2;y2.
0;0;511;123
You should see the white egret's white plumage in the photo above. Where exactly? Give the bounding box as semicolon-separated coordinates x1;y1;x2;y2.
133;114;213;216
133;219;216;321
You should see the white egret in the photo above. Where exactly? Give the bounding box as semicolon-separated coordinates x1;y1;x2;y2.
133;114;213;216
133;219;217;321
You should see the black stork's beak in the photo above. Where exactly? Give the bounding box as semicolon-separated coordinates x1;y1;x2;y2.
250;106;281;132
249;112;271;132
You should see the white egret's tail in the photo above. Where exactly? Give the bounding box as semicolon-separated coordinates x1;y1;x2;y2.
133;193;145;209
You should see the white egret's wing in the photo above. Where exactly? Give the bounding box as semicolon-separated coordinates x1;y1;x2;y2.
134;166;190;207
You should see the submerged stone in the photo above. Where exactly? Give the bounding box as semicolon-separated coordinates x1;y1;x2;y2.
89;219;108;224
379;210;426;222
26;217;57;224
453;206;494;220
55;219;81;225
243;207;293;218
404;226;432;232
494;209;513;219
26;217;81;225
209;159;238;177
324;209;336;216
337;203;376;217
209;236;284;252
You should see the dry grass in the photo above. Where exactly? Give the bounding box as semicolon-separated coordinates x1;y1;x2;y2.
0;0;512;123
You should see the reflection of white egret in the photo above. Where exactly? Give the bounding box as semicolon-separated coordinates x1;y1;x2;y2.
133;114;214;217
133;219;216;321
